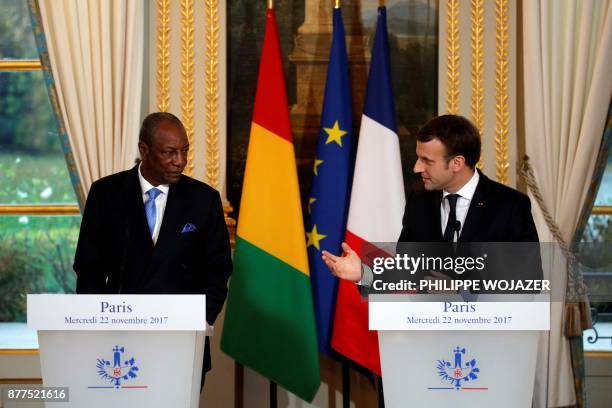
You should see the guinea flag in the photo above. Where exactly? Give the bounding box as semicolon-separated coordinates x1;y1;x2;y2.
220;8;321;402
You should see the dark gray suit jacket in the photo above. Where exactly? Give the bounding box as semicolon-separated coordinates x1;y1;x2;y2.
74;165;232;371
394;171;542;287
399;171;539;243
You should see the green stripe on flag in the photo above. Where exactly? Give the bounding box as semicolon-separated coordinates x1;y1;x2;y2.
221;236;320;401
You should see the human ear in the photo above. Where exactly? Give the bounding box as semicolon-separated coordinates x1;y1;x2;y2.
138;141;148;159
452;155;466;171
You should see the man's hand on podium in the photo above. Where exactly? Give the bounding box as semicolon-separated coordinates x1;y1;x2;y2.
322;242;362;282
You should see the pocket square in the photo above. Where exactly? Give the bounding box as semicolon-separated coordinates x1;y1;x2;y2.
181;223;197;233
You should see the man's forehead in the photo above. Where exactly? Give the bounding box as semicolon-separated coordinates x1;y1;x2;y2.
152;122;188;144
416;138;445;155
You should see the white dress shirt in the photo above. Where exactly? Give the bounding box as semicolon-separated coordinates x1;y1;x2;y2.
440;170;479;242
359;170;480;285
138;164;169;244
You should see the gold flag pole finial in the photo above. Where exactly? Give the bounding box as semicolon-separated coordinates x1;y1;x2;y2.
335;0;341;9
268;0;274;9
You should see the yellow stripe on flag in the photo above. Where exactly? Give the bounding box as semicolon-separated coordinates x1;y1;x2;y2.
237;122;309;276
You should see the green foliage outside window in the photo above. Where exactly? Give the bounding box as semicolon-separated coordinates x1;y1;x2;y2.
0;71;59;154
0;0;38;59
0;1;79;323
580;138;612;318
0;216;79;322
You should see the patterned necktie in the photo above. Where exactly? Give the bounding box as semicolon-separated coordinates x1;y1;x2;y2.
145;187;162;236
443;194;460;242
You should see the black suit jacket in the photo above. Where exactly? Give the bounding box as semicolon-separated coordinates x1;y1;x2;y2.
397;171;541;286
74;165;232;371
399;171;539;243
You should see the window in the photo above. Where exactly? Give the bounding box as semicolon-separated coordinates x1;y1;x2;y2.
0;0;80;323
581;125;612;350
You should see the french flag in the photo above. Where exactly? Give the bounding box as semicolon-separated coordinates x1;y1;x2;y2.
330;6;405;376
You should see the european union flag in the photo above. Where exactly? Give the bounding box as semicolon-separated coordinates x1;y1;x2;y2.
306;7;354;355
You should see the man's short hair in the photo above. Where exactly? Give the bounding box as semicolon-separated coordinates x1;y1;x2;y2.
139;112;186;145
416;114;481;168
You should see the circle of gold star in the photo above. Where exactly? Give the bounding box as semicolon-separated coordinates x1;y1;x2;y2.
306;225;327;250
324;120;348;147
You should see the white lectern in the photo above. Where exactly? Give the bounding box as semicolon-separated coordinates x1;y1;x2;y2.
27;294;207;408
370;294;550;408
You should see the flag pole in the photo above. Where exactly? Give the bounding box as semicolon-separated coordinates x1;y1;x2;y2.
378;376;385;407
342;362;350;408
334;3;350;407
329;3;347;407
234;362;244;406
264;1;276;403
267;1;275;406
270;380;278;408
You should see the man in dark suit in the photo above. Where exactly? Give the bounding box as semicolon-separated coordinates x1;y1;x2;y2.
74;112;232;384
399;114;538;244
322;114;539;283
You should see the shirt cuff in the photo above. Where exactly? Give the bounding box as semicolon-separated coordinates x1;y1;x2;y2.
357;263;374;287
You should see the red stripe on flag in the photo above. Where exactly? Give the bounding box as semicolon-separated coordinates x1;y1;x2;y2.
251;9;292;143
330;229;381;376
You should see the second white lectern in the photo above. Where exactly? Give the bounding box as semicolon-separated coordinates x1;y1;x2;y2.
27;294;207;408
370;294;550;408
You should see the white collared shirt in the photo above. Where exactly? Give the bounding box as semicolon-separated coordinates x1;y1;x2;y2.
138;164;170;244
440;170;479;241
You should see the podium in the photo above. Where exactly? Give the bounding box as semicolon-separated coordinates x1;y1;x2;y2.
370;294;550;408
27;294;207;408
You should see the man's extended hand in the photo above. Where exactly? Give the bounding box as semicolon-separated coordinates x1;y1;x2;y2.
321;242;362;282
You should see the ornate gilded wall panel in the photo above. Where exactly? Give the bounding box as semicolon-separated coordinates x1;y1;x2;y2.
149;0;227;198
439;0;516;185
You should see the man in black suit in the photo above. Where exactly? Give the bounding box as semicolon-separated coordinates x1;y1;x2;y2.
74;112;232;384
322;114;538;283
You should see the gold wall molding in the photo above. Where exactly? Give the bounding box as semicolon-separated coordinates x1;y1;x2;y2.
180;0;195;177
495;0;510;184
592;205;612;215
439;0;517;186
204;0;220;189
156;0;171;112
0;349;39;355
0;205;80;215
471;0;484;169
584;351;612;358
0;378;42;384
148;0;229;202
0;60;41;70
446;0;460;114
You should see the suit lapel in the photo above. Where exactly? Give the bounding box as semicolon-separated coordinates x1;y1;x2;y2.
120;167;155;291
431;190;443;240
152;181;182;256
134;178;183;289
124;167;154;250
459;171;488;242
